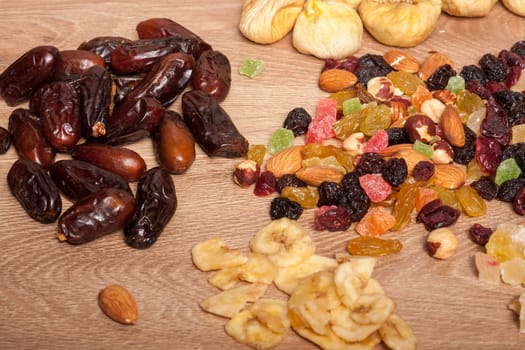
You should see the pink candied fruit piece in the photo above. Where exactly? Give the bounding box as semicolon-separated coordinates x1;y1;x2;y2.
305;98;337;144
358;173;392;203
363;129;389;153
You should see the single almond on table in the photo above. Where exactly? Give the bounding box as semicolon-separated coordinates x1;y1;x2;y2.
98;284;138;325
441;105;465;147
419;52;453;81
319;68;357;93
266;145;304;178
384;50;420;73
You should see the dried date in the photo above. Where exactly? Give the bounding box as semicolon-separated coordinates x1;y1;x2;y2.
49;159;132;202
71;143;146;182
7;159;61;223
181;90;248;158
54;49;106;81
57;188;136;245
78;65;112;138
153;110;196;174
0;46;59;106
111;73;146;105
191;50;231;102
124;167;177;249
0;127;11;154
8;108;56;168
78;36;132;65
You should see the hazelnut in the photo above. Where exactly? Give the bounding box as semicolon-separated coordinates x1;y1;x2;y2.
431;140;454;164
404;114;437;143
233;159;260;187
420;98;446;123
366;76;394;101
343;132;366;155
426;227;458;259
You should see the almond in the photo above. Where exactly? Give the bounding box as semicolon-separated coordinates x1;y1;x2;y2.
319;69;357;93
295;166;344;187
433;164;467;189
384;50;420;73
381;144;414;157
265;145;303;178
441;105;465;147
98;284;138;325
419;52;453;81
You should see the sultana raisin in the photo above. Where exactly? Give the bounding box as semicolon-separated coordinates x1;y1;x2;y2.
455;185;487;217
346;235;402;257
276;174;307;193
281;186;319;209
246;144;266;166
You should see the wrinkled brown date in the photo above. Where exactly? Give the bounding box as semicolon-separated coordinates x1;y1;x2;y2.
109;35;206;74
124;167;177;249
77;36;132;65
54;49;106;81
181;90;248;158
0;46;59;106
153;110;195;174
29;81;82;152
57;188;136;245
78;65;112;138
49;159;132;202
112;73;146;105
0;127;11;154
124;52;194;107
8;108;56;168
71;143;146;182
192;50;231;102
96;96;164;145
7;159;62;223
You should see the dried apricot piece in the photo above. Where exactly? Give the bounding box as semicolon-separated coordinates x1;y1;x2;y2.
411;85;433;111
415;187;438;213
355;207;396;237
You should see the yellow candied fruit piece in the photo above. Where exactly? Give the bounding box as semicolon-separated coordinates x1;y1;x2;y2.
511;124;525;145
486;229;523;263
330;89;357;111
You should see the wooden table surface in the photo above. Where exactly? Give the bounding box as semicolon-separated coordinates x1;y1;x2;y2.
1;1;525;349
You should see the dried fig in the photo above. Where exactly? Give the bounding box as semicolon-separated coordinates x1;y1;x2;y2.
293;0;363;59
358;0;441;47
442;0;498;17
502;0;525;16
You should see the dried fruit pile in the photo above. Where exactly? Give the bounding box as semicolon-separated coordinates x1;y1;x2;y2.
192;218;416;350
234;41;525;263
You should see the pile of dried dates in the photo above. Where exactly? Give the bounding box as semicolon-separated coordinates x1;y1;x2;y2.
0;18;248;248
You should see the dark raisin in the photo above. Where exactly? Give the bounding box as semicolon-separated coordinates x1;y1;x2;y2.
355;54;393;86
511;40;525;59
385;127;410;146
314;206;351;232
276;174;307;193
502;143;525;172
254;171;276;196
412;161;435;181
469;223;494;246
381;158;408;187
426;64;456;91
322;56;359;73
479;54;506;82
498;49;524;68
341;171;361;193
486;81;507;95
497;178;525;202
493;90;525;114
416;199;460;231
513;187;525;215
459;65;487;85
283;107;312;137
508;102;525;126
470;176;499;200
356;152;385;174
451;125;476;165
339;188;371;222
270;197;303;220
317;181;344;207
480;99;510;140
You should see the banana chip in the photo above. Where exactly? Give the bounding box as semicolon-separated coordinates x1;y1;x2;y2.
379;313;417;350
192;237;248;271
200;283;268;318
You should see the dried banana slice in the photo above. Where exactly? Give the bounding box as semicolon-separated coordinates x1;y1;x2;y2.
208;265;243;290
502;0;525;16
350;293;396;325
192;237;248;271
250;218;315;267
239;252;278;285
378;313;417;350
292;0;363;59
358;0;442;47
225;298;290;349
362;278;385;295
334;258;377;308
323;0;363;9
274;254;338;294
442;0;498;17
200;283;268;318
239;0;304;44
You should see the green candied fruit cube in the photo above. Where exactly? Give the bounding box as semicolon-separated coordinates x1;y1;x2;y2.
495;158;522;186
446;76;465;94
268;128;294;155
239;58;265;78
413;140;433;158
342;97;362;116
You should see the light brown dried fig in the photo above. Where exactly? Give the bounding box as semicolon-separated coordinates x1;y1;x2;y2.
502;0;525;16
442;0;498;17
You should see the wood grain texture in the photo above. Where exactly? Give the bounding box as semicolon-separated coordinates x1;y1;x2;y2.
1;1;525;349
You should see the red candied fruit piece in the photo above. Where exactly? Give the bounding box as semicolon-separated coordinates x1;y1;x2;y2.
363;129;389;154
254;171;276;196
305;98;337;144
358;173;392;203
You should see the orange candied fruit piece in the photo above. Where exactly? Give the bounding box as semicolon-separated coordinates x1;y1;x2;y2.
411;85;432;111
415;187;438;212
355;207;396;237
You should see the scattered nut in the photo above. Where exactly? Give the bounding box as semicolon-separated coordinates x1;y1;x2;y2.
98;284;138;325
441;105;466;147
432;89;456;106
419;52;454;81
426;227;459;259
384;50;420;73
319;68;358;93
404;114;437;143
431;140;454;164
366;76;394;101
433;163;467;189
233;159;260;187
343;132;367;155
420;98;446;123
